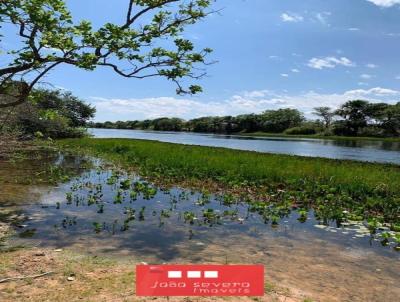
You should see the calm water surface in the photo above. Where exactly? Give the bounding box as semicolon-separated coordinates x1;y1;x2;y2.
2;154;400;301
89;128;400;164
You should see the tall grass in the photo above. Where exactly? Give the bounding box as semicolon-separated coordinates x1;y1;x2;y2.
58;138;400;194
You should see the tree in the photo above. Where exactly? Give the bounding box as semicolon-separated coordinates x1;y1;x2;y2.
32;89;95;127
313;106;335;129
335;100;370;135
1;88;95;137
152;117;184;131
261;109;304;133
380;103;400;136
0;0;214;108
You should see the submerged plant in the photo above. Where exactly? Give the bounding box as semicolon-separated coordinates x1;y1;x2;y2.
139;206;146;221
97;204;104;214
93;222;102;233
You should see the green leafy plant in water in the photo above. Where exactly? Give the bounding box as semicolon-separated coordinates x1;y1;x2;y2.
367;218;380;234
66;192;73;204
183;211;196;224
203;209;221;226
222;209;238;220
120;179;131;190
393;233;400;251
93;222;102;233
87;194;96;206
160;209;171;218
139;206;146;221
143;186;157;200
196;192;211;206
380;231;391;246
114;189;124;204
130;190;138;201
297;208;308;223
222;194;236;206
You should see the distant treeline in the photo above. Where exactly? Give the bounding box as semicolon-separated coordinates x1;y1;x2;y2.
89;100;400;137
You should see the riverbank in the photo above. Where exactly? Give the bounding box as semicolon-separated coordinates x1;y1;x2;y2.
233;132;400;142
58;138;400;228
90;128;400;143
0;246;309;302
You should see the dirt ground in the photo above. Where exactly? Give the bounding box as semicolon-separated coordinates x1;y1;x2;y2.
0;248;303;302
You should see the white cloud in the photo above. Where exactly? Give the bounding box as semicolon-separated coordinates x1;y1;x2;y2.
366;63;378;68
281;13;304;22
360;74;373;79
315;12;331;26
366;0;400;7
280;73;289;77
348;27;360;31
345;87;399;96
90;87;400;121
308;56;355;69
291;69;300;73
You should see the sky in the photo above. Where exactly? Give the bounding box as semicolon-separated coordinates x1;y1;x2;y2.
4;0;400;121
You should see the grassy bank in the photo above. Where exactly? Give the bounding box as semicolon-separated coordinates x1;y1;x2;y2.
58;138;400;227
234;132;400;142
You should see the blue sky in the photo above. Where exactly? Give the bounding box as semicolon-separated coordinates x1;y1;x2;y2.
4;0;400;121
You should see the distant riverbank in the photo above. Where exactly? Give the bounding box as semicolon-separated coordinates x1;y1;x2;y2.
88;128;400;164
233;131;400;142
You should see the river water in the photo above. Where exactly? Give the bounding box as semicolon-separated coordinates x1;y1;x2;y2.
89;128;400;164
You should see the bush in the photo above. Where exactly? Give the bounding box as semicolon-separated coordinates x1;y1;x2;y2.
1;87;95;139
357;126;385;137
284;126;317;135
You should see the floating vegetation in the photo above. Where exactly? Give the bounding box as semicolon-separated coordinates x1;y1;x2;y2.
17;149;399;252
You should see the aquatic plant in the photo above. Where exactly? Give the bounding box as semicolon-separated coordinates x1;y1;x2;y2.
139;207;146;221
120;179;131;190
183;211;196;224
297;209;308;223
93;222;102;233
97;204;104;214
60;138;400;228
114;189;124;204
65;192;73;204
129;191;138;201
202;209;221;226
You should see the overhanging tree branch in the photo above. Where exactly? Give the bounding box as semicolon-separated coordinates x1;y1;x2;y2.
0;0;216;108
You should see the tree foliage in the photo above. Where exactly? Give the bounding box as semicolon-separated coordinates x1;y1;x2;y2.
0;87;95;138
90;100;400;137
313;106;335;129
0;0;214;108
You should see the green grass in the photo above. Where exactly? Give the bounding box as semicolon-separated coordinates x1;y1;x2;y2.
57;138;400;225
58;138;400;191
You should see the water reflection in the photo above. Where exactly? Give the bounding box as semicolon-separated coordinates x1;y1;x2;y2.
89;129;400;164
4;155;400;301
13;160;400;260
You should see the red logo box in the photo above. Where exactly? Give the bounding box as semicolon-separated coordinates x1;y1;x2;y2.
136;264;264;296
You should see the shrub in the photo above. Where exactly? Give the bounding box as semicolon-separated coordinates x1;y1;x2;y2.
284;126;317;135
